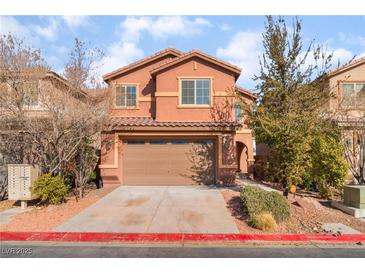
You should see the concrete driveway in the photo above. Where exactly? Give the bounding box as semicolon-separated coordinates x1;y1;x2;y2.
54;186;239;233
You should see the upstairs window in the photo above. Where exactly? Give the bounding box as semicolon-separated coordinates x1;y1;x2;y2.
342;82;365;108
181;79;210;105
115;85;137;107
234;103;242;121
22;81;40;107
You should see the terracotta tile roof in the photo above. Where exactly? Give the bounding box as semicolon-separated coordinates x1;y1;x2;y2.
103;48;183;81
235;85;258;100
327;56;365;77
106;117;241;130
150;49;242;78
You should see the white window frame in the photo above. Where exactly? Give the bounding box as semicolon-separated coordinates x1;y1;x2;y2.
179;78;212;107
341;82;365;108
114;83;139;108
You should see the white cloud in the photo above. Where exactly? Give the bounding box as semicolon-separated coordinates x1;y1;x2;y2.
120;16;212;42
98;42;144;76
98;16;212;77
217;31;263;88
62;16;89;28
0;16;61;42
338;32;365;47
337;32;365;59
216;30;360;89
0;16;31;39
331;48;354;64
33;18;60;41
299;47;354;74
219;24;232;32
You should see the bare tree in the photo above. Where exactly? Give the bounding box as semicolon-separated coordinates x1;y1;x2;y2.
337;111;365;185
63;38;104;89
0;34;49;199
62;38;109;198
0;34;110;200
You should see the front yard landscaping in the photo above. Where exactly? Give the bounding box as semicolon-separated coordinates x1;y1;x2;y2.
221;186;365;234
0;184;118;232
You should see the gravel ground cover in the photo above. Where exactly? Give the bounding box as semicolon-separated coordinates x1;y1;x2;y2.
0;184;118;232
221;188;365;234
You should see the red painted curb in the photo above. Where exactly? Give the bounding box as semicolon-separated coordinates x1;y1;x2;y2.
1;231;365;243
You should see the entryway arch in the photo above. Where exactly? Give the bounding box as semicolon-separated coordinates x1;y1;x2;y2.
236;141;248;173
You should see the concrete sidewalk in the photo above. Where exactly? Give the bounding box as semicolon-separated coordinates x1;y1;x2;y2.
54;186;239;234
0;207;31;224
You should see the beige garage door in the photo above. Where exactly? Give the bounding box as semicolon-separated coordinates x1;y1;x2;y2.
122;139;216;185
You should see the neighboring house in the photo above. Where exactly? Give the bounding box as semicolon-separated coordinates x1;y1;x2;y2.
254;57;365;179
99;48;257;185
326;56;365;118
0;69;87;161
326;57;365;181
0;69;86;116
0;69;87;198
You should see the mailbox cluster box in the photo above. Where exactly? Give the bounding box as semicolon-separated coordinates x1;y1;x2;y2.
8;164;39;201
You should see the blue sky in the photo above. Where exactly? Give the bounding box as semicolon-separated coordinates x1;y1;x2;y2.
0;16;364;89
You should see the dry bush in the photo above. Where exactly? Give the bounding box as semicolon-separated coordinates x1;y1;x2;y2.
251;212;277;232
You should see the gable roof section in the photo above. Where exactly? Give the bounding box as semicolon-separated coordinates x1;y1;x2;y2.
42;71;88;97
235;85;258;100
103;48;183;81
327;56;365;77
150;49;242;79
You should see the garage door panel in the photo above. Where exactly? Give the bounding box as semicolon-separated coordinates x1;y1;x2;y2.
122;139;216;185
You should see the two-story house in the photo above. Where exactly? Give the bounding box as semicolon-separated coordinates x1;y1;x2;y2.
0;69;88;187
326;57;365;182
99;48;256;186
327;56;365;117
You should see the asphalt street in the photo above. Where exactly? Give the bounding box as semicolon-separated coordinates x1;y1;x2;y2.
1;242;365;258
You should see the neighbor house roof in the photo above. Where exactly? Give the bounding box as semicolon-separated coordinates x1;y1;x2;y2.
327;56;365;77
106;117;241;130
150;49;242;79
1;68;87;97
235;85;258;100
103;48;183;81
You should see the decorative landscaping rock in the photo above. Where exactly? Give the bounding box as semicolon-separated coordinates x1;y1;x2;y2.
322;223;361;235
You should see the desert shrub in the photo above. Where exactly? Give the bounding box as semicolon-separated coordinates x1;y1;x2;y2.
240;185;290;223
306;135;348;198
251;212;277;232
31;174;68;205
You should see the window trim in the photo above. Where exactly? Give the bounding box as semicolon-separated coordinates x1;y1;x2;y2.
22;79;44;110
234;102;243;122
339;80;365;110
113;83;140;109
178;77;213;108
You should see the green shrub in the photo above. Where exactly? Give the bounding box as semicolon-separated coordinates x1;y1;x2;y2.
251;212;277;232
307;135;348;198
241;185;290;223
31;174;68;205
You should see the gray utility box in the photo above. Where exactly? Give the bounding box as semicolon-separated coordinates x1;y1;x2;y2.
344;185;365;209
7;164;40;201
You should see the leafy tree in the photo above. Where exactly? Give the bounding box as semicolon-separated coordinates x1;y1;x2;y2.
244;16;347;194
